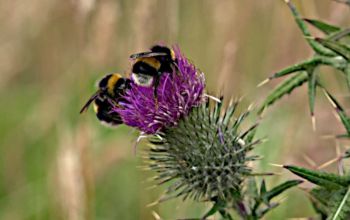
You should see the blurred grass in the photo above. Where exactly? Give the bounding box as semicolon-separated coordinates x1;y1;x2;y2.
0;0;349;219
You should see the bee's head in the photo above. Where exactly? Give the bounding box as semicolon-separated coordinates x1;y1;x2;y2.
98;73;129;96
113;78;131;97
98;74;114;90
150;45;176;62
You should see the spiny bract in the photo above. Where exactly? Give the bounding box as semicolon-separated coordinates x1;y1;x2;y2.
146;98;260;202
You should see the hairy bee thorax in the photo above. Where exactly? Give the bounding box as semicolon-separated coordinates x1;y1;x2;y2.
80;72;130;127
136;57;161;70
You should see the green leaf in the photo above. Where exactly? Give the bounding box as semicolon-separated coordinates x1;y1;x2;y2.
343;149;350;159
303;18;341;35
257;202;280;219
310;187;350;219
315;38;350;61
310;187;335;218
328;187;350;220
329;28;350;41
285;1;336;56
346;64;350;91
284;165;350;189
261;179;303;203
271;59;321;79
240;123;258;143
334;0;350;7
307;70;317;119
336;134;350;139
218;209;233;220
270;56;347;80
322;89;350;135
201;200;226;219
260;179;267;196
247;177;259;198
258;72;308;115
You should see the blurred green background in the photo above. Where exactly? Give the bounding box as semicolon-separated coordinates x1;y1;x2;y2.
1;0;349;219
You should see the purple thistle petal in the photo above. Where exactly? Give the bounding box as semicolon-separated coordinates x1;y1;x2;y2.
113;46;206;134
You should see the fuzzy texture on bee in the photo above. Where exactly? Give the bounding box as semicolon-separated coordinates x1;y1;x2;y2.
80;73;131;126
130;45;178;101
115;46;205;134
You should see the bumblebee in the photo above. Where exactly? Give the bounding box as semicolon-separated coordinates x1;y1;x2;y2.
130;45;178;101
80;73;131;126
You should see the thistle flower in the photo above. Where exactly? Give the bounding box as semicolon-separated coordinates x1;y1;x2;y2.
102;45;300;219
114;46;205;134
146;99;260;202
112;45;260;203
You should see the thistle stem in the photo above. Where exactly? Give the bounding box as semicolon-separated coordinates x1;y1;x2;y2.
285;0;336;56
235;200;248;217
218;209;233;220
230;190;250;219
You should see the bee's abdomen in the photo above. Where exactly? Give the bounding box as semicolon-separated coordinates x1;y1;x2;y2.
112;78;130;97
133;60;159;76
159;62;173;73
94;98;123;126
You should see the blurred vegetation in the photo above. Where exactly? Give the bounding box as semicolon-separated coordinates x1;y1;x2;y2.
0;0;349;219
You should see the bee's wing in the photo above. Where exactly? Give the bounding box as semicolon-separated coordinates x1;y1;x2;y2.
79;90;101;114
130;51;167;59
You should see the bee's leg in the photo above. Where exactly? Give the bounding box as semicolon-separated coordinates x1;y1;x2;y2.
173;60;180;76
106;96;118;107
168;70;174;80
153;75;160;108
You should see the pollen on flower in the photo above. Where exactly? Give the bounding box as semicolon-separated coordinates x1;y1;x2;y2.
114;46;205;134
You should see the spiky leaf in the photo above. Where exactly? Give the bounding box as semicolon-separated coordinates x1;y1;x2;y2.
332;0;350;7
285;0;336;56
247;177;259;199
329;28;350;41
261;179;303;204
310;187;335;218
258;72;308;115
260;179;267;196
201;199;226;219
271;59;319;79
307;70;317;118
315;38;350;61
303;18;341;35
346;64;350;90
343;149;350;159
323;89;350;136
270;57;347;80
310;187;350;220
328;187;350;220
257;202;280;219
284;165;350;189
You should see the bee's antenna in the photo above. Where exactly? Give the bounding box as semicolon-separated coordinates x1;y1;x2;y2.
130;52;167;59
79;90;100;114
130;52;148;59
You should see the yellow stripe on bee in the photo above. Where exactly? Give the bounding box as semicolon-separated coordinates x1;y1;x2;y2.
137;57;161;69
170;49;176;60
107;73;122;95
93;102;99;113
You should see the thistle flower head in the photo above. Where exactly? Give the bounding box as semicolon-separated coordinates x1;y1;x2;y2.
111;45;261;204
146;99;260;202
114;46;205;134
